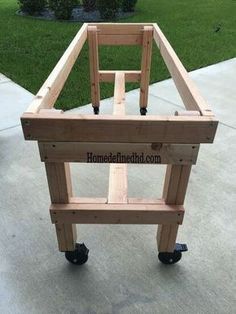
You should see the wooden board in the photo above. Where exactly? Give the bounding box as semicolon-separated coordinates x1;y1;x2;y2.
45;162;77;251
22;113;217;144
89;23;153;35
38;142;199;165
98;34;142;45
140;26;153;109
99;70;141;83
88;26;100;108
50;202;185;225
108;72;128;204
157;163;192;252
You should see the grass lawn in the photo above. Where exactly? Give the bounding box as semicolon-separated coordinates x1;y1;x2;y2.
0;0;235;110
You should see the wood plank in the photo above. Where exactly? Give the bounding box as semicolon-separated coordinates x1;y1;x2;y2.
175;110;200;116
98;34;142;45
153;23;214;116
108;164;128;203
45;162;77;251
88;26;100;109
157;110;197;252
50;203;185;224
70;197;165;205
22;113;218;144
45;162;72;203
89;23;153;35
38;142;199;165
69;197;107;204
157;224;179;253
39;109;64;114
108;72;127;204
128;198;164;204
25;24;88;113
113;71;126;115
157;163;192;252
99;70;141;83
140;26;153;109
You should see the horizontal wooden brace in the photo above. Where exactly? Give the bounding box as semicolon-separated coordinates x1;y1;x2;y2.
69;197;182;205
98;34;142;45
50;202;184;225
99;70;141;82
89;23;153;35
22;113;218;144
38;142;199;165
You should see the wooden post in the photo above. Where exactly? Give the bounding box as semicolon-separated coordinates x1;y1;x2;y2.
157;110;199;252
45;162;77;251
88;26;100;111
157;165;192;252
140;26;153;111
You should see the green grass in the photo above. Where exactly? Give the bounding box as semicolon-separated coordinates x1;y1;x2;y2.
0;0;236;110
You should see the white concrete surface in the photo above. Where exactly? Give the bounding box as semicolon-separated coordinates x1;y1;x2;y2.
0;74;33;131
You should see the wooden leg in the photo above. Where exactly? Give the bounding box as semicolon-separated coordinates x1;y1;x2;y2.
88;26;100;111
55;224;77;252
157;165;191;252
139;26;153;111
45;162;77;251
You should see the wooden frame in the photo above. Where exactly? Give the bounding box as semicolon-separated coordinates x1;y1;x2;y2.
21;23;218;254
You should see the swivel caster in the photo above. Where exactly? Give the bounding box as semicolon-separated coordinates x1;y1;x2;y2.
93;107;99;115
158;243;188;265
65;243;89;265
140;108;147;116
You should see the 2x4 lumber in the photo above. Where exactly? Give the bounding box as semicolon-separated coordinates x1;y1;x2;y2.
108;72;127;204
175;110;200;116
25;23;88;114
108;164;128;203
153;23;213;116
89;23;153;35
68;197;183;205
88;26;100;109
98;34;142;45
38;142;199;165
45;162;72;203
69;197;107;204
113;72;126;115
157;164;192;253
45;162;77;251
22;113;218;144
39;109;64;114
99;70;141;83
157;110;197;252
162;165;192;205
140;26;153;109
157;162;192;253
50;203;185;225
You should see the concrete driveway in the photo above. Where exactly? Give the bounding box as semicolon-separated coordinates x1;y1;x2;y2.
0;59;236;313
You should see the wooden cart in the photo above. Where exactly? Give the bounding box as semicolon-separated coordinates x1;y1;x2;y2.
21;23;218;265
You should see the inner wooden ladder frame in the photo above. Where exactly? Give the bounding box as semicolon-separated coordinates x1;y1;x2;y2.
21;23;218;252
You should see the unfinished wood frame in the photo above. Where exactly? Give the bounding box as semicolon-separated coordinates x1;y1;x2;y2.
21;23;218;253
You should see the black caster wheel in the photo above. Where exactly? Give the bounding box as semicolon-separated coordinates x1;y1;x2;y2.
93;107;99;115
158;243;188;265
65;243;89;265
140;108;147;116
